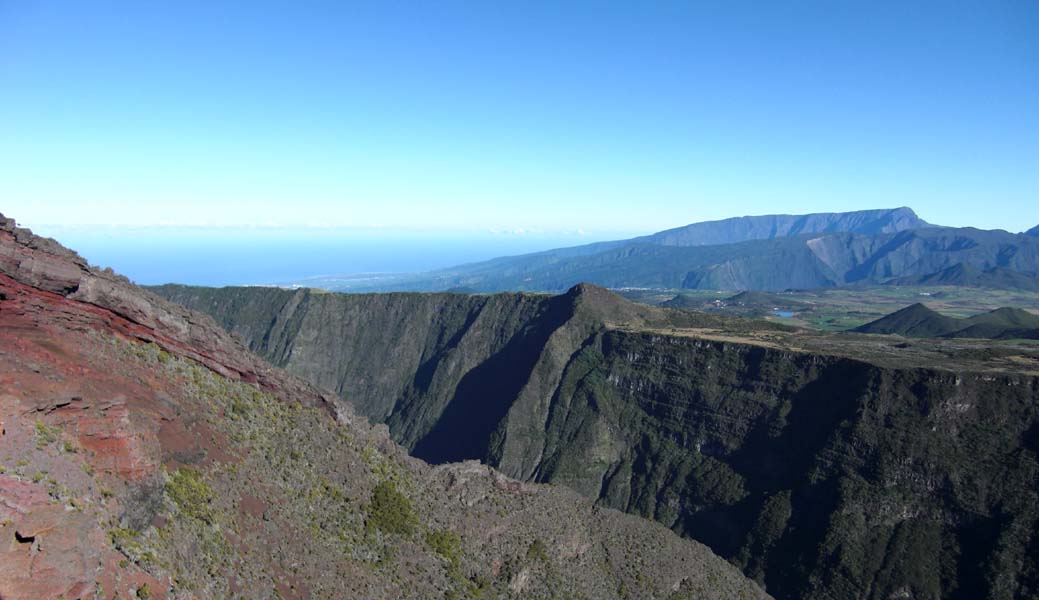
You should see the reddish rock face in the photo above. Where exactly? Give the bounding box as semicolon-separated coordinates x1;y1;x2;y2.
0;214;339;413
0;279;173;597
0;215;336;598
0;214;352;599
0;474;126;600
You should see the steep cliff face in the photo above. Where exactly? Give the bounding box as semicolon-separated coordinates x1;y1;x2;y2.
151;283;687;461
0;215;768;599
529;331;1039;600
155;282;1039;600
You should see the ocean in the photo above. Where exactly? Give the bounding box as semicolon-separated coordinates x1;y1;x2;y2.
30;226;620;287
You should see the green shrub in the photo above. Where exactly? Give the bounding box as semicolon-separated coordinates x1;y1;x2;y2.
366;480;416;536
34;420;59;448
526;538;549;563
166;467;215;523
425;529;462;567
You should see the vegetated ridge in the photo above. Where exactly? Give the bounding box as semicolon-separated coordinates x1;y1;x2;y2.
155;281;1039;600
856;303;1039;339
0;213;768;600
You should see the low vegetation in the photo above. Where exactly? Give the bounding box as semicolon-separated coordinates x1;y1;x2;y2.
366;480;417;536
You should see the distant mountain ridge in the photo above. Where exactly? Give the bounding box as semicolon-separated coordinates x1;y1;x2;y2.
634;206;929;246
323;209;1039;293
525;207;930;260
855;303;1039;339
1027;224;1039;237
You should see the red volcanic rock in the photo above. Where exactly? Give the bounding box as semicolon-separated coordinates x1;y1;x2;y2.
55;396;161;480
0;213;342;416
0;217;86;295
0;475;166;600
0;476;50;522
0;214;354;598
0;216;318;597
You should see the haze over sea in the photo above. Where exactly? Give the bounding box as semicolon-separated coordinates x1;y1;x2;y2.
31;225;625;286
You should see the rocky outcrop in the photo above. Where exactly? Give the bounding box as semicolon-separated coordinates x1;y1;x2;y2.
156;281;1039;600
0;214;335;406
0;213;767;599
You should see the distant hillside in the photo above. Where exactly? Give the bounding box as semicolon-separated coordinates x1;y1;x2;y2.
888;263;1039;291
633;207;929;247
855;303;1039;339
1027;225;1039;237
662;290;803;313
485;207;930;262
724;291;804;310
335;218;1039;293
854;303;964;337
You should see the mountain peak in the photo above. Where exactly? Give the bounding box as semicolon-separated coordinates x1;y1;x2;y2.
856;303;1039;339
1026;224;1039;237
854;303;961;337
564;282;656;324
966;306;1039;329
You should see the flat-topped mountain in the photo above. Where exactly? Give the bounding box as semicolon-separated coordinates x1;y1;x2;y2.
856;303;1039;339
0;214;767;599
537;207;930;259
155;280;1039;600
306;209;1039;293
630;207;929;247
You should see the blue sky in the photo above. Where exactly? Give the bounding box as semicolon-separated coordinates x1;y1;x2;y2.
2;1;1037;236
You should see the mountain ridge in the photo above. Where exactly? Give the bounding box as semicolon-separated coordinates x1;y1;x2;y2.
305;210;1039;293
496;207;930;261
633;206;929;247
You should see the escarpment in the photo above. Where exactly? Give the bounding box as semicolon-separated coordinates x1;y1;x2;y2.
156;281;1039;600
0;214;768;599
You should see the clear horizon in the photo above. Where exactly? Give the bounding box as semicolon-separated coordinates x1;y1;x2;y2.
2;2;1037;234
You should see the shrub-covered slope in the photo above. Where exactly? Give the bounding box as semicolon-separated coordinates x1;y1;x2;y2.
0;214;767;600
155;282;1039;600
